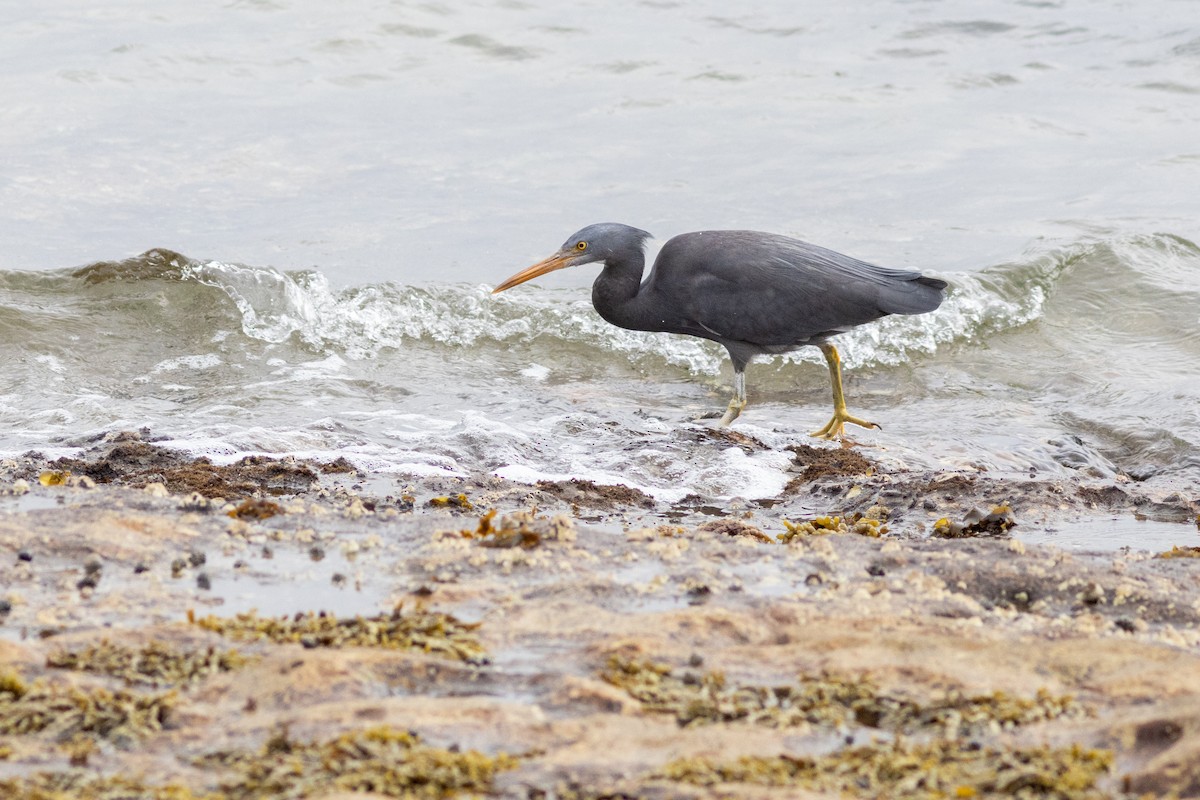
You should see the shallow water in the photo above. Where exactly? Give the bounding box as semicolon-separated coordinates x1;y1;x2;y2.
2;2;1199;538
1017;515;1198;553
2;236;1197;505
200;544;392;619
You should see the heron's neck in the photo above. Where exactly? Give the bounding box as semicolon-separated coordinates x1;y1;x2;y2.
591;252;650;331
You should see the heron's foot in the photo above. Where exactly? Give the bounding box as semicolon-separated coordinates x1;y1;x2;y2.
718;397;746;427
810;409;880;440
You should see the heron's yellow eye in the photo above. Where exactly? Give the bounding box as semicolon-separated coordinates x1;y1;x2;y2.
575;241;587;251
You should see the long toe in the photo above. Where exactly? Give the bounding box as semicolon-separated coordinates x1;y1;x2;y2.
811;417;837;439
811;412;880;440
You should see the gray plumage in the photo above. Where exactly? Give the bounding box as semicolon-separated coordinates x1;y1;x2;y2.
579;224;945;371
493;222;947;435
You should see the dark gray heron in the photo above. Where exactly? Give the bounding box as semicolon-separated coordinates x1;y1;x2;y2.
493;223;946;439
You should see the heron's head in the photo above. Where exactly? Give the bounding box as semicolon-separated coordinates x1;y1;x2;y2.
492;223;652;293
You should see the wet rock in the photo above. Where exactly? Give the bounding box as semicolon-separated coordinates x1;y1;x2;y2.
695;519;771;542
46;433;321;500
536;478;656;510
228;498;283;520
784;444;874;487
933;505;1017;539
6;430;1200;800
319;456;359;474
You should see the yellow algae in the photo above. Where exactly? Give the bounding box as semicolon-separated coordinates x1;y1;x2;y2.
191;606;486;664
0;669;175;746
451;507;577;549
601;655;872;728
661;741;1112;799
46;639;251;688
601;656;1084;734
0;726;515;800
196;725;518;799
0;774;214;800
1155;545;1200;559
38;471;70;487
778;509;888;542
428;493;473;510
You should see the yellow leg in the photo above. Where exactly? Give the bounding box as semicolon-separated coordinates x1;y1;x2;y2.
810;344;880;440
719;370;747;427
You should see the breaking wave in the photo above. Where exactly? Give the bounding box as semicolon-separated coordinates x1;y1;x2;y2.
2;233;1195;375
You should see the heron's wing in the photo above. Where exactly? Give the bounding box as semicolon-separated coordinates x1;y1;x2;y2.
647;231;944;347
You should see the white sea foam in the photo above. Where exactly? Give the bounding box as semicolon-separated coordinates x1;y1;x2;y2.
492;462;684;502
381;461;469;478
520;363;551;381
695;446;795;500
181;260;321;344
174;250;1067;379
7;236;1194;505
151;354;223;373
34;354;66;374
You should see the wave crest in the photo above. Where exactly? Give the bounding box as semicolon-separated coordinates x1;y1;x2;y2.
9;235;1192;373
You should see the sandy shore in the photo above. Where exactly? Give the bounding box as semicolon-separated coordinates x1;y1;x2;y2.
2;431;1199;799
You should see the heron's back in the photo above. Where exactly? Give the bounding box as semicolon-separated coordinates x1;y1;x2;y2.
645;230;946;349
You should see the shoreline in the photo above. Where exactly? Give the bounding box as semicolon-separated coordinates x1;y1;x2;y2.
2;432;1199;798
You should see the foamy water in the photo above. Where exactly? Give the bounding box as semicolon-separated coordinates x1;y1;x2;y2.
2;233;1198;506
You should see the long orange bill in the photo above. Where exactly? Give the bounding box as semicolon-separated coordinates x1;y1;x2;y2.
492;251;576;294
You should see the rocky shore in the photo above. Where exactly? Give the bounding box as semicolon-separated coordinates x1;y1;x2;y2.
1;431;1199;799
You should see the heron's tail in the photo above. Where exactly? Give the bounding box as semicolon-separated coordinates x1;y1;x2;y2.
878;274;948;315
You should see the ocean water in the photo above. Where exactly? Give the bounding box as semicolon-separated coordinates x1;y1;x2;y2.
2;2;1199;513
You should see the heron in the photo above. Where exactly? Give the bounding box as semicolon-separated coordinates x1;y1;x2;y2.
492;223;946;439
